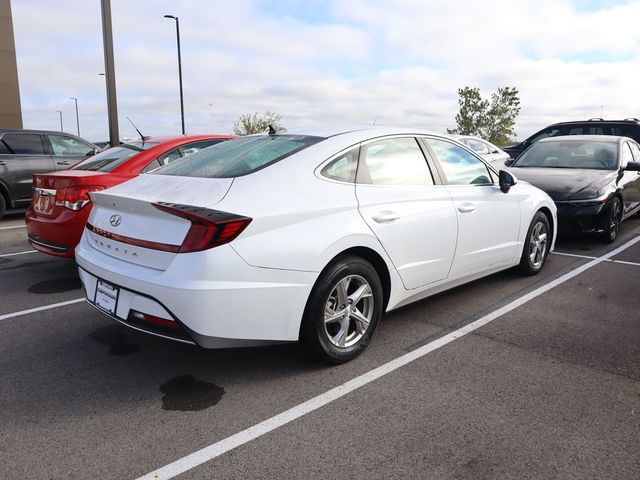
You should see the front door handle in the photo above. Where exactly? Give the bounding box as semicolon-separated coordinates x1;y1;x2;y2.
457;203;477;214
56;161;71;166
0;161;7;166
372;211;400;223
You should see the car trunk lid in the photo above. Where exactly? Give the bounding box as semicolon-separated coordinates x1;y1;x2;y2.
85;175;235;270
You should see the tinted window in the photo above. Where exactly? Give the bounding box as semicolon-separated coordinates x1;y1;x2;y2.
514;140;618;170
72;144;144;172
425;138;492;185
0;134;45;155
141;159;162;174
157;148;182;167
528;127;563;144
321;147;358;182
49;135;94;156
178;139;225;157
155;135;322;178
357;138;433;186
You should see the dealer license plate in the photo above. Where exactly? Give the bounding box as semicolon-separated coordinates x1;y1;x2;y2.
94;280;119;315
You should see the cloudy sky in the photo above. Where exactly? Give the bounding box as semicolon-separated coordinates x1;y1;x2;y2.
11;0;640;142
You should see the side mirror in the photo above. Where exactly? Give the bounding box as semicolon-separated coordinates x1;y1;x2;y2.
624;161;640;172
504;158;514;167
499;170;517;193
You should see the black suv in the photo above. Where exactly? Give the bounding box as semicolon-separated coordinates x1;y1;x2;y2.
502;118;640;159
0;129;99;218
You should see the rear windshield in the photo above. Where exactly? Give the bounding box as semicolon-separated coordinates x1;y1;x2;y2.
72;142;158;172
514;140;619;170
153;135;323;178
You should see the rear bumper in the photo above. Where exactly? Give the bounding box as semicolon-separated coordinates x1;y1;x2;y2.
25;204;90;258
75;232;318;348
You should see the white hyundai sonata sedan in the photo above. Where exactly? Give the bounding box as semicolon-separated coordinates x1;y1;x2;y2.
76;127;557;363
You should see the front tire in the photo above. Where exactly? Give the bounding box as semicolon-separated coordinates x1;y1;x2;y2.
518;211;550;276
601;197;622;244
0;194;5;220
300;256;384;364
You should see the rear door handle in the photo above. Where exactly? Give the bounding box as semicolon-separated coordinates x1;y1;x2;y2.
457;203;477;214
56;161;71;166
0;161;7;166
372;211;400;223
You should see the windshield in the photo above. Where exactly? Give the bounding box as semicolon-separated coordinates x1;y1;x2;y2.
72;142;158;172
514;140;619;170
154;135;323;178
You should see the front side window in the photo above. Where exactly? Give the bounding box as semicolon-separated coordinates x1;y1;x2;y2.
0;134;45;155
49;135;94;156
321;147;359;182
357;137;433;186
425;138;492;185
628;141;640;162
621;143;633;169
155;135;323;178
514;140;618;170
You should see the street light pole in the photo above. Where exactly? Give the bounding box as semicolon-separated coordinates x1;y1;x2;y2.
101;0;120;147
69;97;79;136
56;110;63;132
164;14;185;135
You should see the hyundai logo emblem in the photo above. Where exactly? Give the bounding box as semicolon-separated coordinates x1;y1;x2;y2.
109;214;122;227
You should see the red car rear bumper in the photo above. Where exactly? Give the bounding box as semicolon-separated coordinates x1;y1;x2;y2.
25;204;92;258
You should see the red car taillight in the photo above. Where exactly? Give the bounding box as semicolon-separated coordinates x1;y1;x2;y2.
152;202;252;253
55;185;106;210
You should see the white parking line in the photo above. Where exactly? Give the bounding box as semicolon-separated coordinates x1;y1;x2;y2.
136;234;640;480
0;224;26;230
0;298;84;322
0;250;37;258
552;251;640;267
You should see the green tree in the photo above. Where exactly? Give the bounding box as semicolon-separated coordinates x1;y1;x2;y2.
232;111;282;135
447;86;521;146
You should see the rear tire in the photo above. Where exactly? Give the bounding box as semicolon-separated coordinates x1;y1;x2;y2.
601;197;622;244
518;211;551;276
0;194;6;220
300;256;383;364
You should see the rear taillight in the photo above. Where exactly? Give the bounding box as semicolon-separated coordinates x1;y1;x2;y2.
152;202;252;253
55;185;106;210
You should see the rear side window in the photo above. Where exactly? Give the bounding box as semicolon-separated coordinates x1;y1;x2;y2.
0;134;45;155
49;135;94;156
357;137;433;186
321;147;359;182
178;139;225;157
425;138;492;185
155;135;322;178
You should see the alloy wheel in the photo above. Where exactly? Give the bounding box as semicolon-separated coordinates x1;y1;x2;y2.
528;221;548;268
323;274;374;348
609;200;621;240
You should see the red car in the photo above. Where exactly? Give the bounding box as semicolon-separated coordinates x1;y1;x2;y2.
26;135;234;258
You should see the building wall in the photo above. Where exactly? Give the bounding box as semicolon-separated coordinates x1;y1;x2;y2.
0;0;23;129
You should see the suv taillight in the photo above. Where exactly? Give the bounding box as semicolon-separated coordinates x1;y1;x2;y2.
152;202;252;253
55;185;106;210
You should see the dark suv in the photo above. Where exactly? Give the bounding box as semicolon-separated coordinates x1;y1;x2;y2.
0;129;99;218
502;118;640;159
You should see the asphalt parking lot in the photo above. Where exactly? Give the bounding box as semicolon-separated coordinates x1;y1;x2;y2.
1;211;639;480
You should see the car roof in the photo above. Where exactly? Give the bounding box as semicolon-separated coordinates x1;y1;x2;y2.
280;126;442;140
537;135;627;144
546;118;640;127
122;134;233;144
0;128;88;136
